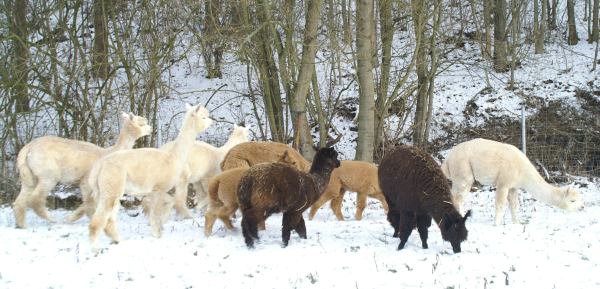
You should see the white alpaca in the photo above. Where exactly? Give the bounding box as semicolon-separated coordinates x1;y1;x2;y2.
160;124;250;215
441;138;584;225
13;113;152;228
87;104;212;247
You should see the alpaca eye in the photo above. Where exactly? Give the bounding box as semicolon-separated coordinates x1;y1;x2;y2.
570;200;576;203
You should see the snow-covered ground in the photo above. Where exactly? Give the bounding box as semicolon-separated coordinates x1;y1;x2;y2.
1;178;599;289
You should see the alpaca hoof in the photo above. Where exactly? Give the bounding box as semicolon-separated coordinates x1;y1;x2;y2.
422;244;428;249
397;243;405;250
110;240;120;245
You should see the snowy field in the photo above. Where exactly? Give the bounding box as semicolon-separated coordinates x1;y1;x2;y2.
1;179;599;289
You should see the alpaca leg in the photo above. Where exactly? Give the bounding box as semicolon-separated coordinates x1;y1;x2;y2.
355;192;367;220
372;193;389;214
507;188;521;224
416;214;432;249
241;208;260;248
218;205;238;230
494;187;509;226
13;181;35;228
204;207;218;237
67;183;94;223
308;194;331;220
89;195;118;248
194;181;210;210
29;179;57;223
282;212;302;247
174;181;192;219
294;215;307;239
397;212;415;250
387;210;401;237
104;203;121;244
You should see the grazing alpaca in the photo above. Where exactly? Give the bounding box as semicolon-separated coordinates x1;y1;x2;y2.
13;113;152;228
379;145;471;253
203;151;298;237
220;141;310;171
87;104;212;247
308;160;389;221
441;138;584;225
143;124;250;220
238;147;340;248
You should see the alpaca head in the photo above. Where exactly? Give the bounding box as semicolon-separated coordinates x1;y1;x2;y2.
121;112;152;138
311;147;341;172
231;124;250;142
440;210;471;253
560;187;584;211
185;104;213;133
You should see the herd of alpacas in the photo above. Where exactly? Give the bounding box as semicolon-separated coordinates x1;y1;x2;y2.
12;104;585;253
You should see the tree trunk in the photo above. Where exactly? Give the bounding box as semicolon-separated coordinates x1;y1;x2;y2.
483;0;493;59
342;0;352;46
534;0;544;53
567;0;579;45
291;0;322;158
591;0;599;43
375;0;393;159
92;0;110;79
412;0;430;148
548;0;558;30
355;0;375;162
12;0;29;112
493;0;508;72
202;0;223;78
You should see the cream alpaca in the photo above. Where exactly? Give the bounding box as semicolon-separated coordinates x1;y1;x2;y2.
441;138;584;225
13;113;151;228
308;160;389;221
203;151;297;236
87;104;212;247
147;124;250;218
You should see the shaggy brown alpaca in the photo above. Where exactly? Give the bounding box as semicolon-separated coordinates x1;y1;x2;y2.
308;160;388;220
220;141;310;171
203;151;298;237
238;147;340;248
378;145;471;253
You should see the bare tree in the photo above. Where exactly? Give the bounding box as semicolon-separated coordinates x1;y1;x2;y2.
355;0;375;161
493;0;508;71
591;0;599;43
11;0;29;113
291;0;322;158
567;0;579;45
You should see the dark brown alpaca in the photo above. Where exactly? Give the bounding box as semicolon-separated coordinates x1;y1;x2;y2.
378;145;471;253
237;147;340;248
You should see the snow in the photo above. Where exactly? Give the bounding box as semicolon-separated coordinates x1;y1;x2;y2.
1;179;599;289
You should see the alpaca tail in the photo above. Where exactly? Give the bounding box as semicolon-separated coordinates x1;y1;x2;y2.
207;177;222;206
87;161;103;202
236;175;254;210
16;143;36;188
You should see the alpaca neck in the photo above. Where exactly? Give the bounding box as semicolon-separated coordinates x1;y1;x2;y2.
520;172;564;207
422;183;458;227
219;133;244;153
108;127;138;152
167;116;198;168
309;164;334;195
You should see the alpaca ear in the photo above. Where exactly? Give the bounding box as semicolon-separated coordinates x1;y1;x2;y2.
195;104;202;112
185;103;193;111
128;113;134;120
463;210;472;222
121;112;129;120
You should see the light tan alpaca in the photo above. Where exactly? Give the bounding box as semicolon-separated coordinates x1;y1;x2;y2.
308;160;389;221
13;113;152;228
441;138;585;225
147;124;250;218
204;151;297;236
87;104;212;247
220;141;310;171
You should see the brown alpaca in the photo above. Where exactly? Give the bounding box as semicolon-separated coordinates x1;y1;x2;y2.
308;160;389;221
238;147;340;248
14;113;151;228
203;151;298;236
220;141;310;171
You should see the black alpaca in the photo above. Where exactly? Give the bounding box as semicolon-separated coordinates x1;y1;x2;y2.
378;145;471;253
237;147;340;248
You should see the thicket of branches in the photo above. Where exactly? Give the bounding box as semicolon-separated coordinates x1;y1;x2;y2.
1;0;599;197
